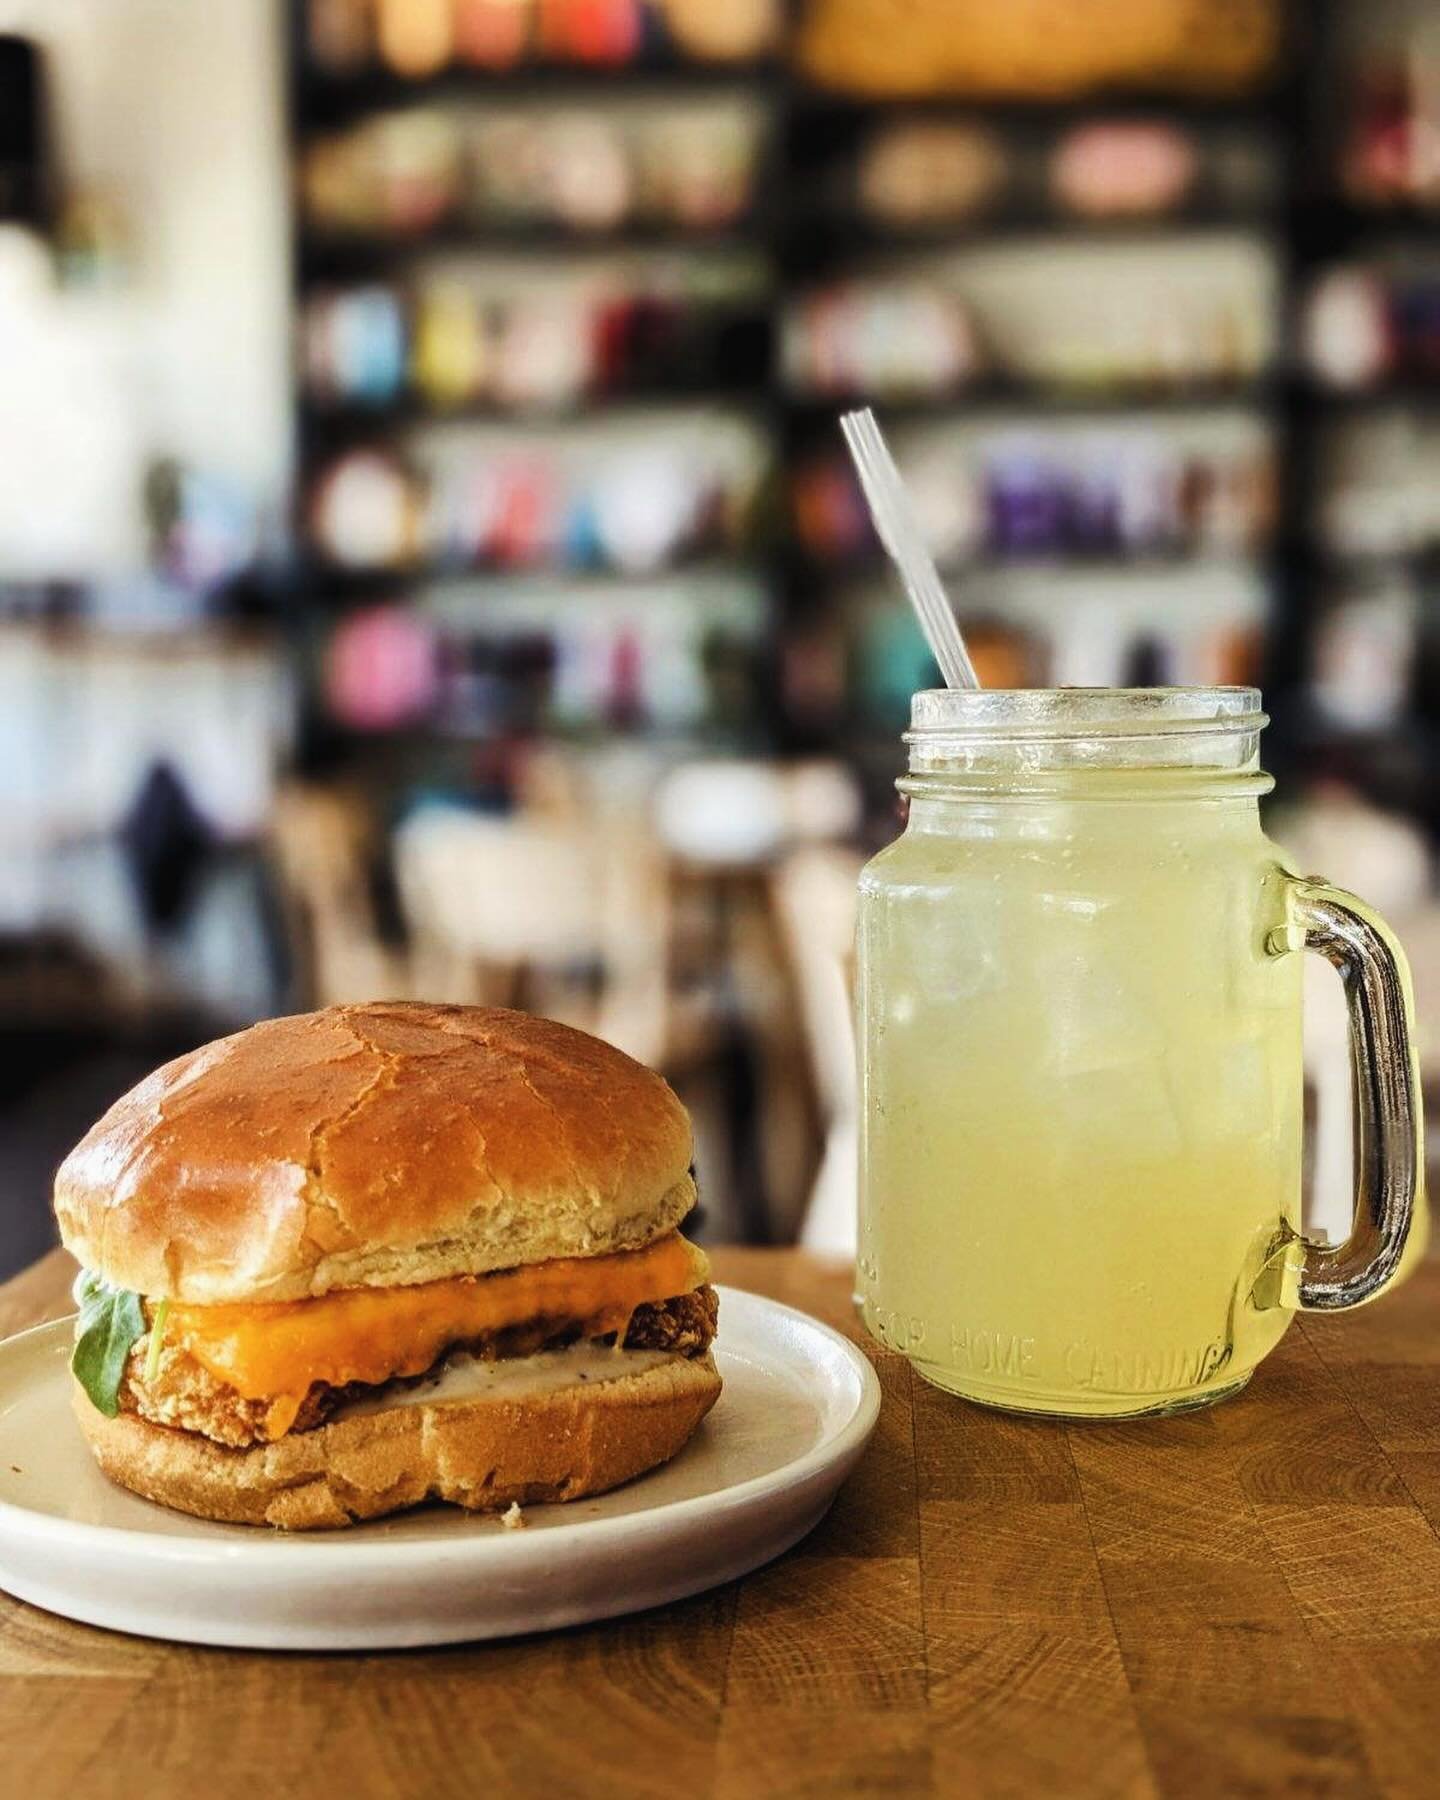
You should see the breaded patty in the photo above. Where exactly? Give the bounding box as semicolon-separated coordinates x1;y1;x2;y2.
120;1285;720;1449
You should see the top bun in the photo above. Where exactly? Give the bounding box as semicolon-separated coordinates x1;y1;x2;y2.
55;1004;695;1305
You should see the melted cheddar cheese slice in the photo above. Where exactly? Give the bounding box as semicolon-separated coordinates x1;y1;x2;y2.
168;1234;708;1430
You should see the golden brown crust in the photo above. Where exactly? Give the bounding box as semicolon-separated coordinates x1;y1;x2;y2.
74;1353;722;1529
54;1004;695;1303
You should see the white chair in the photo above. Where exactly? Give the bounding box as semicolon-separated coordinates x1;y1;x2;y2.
269;784;426;1008
392;804;671;1067
653;760;790;867
771;844;863;1257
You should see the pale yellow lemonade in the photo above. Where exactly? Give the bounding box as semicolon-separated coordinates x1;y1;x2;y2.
857;770;1306;1416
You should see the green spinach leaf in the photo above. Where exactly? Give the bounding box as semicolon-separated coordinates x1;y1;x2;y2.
70;1272;146;1417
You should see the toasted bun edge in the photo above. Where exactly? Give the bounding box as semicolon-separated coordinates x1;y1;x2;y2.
73;1352;722;1529
54;1003;696;1303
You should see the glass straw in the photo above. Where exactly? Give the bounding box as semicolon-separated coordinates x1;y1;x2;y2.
841;408;980;691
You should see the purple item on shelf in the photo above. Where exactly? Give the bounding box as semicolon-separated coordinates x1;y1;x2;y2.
985;445;1067;557
1067;453;1122;554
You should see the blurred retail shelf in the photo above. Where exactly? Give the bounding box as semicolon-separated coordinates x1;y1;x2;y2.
301;559;772;602
784;548;1265;582
784;383;1279;421
1296;381;1440;411
788;95;1286;130
300;388;776;435
299;222;768;268
787;213;1284;260
296;63;786;121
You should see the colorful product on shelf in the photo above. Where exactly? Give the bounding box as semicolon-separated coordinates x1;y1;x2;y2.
985;444;1070;555
954;618;1044;690
376;0;454;77
303;285;409;408
851;571;1266;729
453;0;530;70
302;98;765;240
790;458;874;563
302;0;777;79
454;456;562;568
785;241;1274;399
490;297;599;410
898;449;984;566
844;116;1275;238
535;0;643;69
325;604;441;730
1309;581;1417;732
302;112;465;239
1048;121;1198;218
306;0;373;74
307;425;768;576
1315;409;1440;561
635;110;761;231
856;122;1007;228
532;114;633;230
302;259;770;414
1303;263;1440;392
410;281;492;407
1302;269;1392;392
590;451;704;574
792;430;1273;566
784;281;980;399
795;0;1282;100
660;0;780;63
309;449;423;569
1341;51;1440;211
339;580;770;739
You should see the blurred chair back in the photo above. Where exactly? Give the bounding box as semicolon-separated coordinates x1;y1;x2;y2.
771;843;863;1257
654;760;790;866
393;804;670;1065
653;758;863;867
269;783;420;1007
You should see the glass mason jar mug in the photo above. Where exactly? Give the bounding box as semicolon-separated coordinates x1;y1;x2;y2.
857;688;1426;1418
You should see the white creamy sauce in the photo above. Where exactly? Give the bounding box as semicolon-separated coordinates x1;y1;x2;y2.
337;1343;679;1418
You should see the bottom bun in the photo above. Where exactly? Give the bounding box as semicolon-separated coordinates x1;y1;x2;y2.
73;1352;722;1530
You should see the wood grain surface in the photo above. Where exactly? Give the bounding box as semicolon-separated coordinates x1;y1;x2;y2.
2;1245;1439;1799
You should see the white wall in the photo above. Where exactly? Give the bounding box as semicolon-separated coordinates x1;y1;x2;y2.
0;0;292;573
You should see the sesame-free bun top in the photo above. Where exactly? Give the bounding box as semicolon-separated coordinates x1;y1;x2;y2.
55;1004;696;1305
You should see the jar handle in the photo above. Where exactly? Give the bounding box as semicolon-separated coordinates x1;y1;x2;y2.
1268;879;1424;1310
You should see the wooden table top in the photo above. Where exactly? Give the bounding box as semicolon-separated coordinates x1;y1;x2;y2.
3;1245;1439;1800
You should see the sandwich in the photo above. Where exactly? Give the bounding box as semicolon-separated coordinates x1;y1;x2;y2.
54;1003;720;1529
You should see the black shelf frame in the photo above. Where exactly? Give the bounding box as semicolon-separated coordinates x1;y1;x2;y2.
286;6;794;768
1260;0;1440;817
786;379;1279;427
298;220;768;271
300;554;771;605
297;59;785;125
301;383;775;438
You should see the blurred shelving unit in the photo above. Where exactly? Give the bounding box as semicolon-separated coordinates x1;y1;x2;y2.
1263;0;1440;835
282;0;1440;843
773;14;1290;809
287;0;788;781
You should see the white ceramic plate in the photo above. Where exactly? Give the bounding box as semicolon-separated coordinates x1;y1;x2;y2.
0;1285;879;1650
